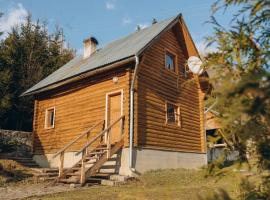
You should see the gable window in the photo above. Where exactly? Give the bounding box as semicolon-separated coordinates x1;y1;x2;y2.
165;51;176;72
166;102;181;126
45;107;55;129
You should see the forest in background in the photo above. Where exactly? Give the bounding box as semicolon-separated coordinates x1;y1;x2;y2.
0;14;74;131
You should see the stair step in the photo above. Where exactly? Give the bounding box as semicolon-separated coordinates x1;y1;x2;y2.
87;152;104;156
66;172;80;176
100;179;122;186
94;173;113;177
70;167;81;171
32;168;58;173
110;175;129;182
94;147;107;151
83;155;100;160
83;158;98;162
87;177;104;184
0;155;32;160
35;172;59;177
59;178;80;184
99;165;117;169
42;168;59;173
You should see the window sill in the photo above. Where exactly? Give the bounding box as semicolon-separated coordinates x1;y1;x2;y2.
44;126;55;130
165;122;181;128
164;68;178;76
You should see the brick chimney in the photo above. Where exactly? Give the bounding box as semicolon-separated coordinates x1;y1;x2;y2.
83;37;98;59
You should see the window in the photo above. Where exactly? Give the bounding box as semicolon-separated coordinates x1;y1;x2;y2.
166;103;180;126
165;52;176;72
45;107;55;129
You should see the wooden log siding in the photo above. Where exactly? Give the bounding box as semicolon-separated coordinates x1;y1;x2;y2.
135;27;205;153
33;23;205;155
33;68;131;154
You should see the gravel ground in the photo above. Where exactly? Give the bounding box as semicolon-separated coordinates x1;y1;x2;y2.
0;182;81;200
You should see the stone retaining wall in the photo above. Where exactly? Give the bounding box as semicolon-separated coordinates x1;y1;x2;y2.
0;129;32;156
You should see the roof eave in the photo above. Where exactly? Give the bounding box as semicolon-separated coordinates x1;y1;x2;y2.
21;56;136;97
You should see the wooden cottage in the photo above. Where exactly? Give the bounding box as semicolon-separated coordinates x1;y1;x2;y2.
23;14;207;184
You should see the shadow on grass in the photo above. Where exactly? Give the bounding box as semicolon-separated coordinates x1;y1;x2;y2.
198;189;232;200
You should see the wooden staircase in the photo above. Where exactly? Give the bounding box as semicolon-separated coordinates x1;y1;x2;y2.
53;115;125;185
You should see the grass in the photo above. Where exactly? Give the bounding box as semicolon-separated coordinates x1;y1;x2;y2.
25;163;262;200
0;159;34;186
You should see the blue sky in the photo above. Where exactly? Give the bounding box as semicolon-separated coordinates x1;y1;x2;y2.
0;0;236;54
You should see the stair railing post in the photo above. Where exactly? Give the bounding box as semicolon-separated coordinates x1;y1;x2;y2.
107;127;111;158
121;116;124;137
86;130;90;153
59;151;64;177
80;149;86;184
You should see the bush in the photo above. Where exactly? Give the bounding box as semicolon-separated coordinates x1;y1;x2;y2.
0;137;20;153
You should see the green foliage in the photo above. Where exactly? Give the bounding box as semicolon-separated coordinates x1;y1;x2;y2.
205;0;270;199
0;137;19;153
0;14;74;131
206;0;270;166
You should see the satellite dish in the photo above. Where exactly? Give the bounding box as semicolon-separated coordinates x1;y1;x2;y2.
187;56;203;75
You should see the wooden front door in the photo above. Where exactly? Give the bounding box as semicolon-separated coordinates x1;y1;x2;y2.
107;92;122;144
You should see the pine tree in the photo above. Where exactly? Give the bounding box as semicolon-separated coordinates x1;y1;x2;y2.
0;14;74;131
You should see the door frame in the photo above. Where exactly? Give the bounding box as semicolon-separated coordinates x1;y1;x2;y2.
105;89;124;142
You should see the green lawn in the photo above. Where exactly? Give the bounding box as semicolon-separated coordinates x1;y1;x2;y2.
26;164;260;200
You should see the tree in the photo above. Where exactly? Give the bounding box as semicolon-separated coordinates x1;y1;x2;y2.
205;0;270;198
0;14;74;131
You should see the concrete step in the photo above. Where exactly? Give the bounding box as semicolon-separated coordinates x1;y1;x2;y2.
100;179;123;186
109;175;129;182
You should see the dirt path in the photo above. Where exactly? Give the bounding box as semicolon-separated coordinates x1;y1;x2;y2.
0;182;81;200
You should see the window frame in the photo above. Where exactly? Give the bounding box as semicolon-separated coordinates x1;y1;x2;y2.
164;49;178;74
45;107;56;129
165;101;181;127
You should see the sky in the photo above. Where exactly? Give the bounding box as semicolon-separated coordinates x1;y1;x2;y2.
0;0;236;55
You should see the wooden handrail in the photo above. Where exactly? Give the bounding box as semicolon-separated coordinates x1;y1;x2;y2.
53;119;104;158
76;115;125;156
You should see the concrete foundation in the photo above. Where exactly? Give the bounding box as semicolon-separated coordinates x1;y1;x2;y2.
33;151;82;168
33;147;207;176
119;147;207;176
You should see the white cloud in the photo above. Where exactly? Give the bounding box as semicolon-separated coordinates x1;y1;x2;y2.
105;1;115;10
196;40;217;56
122;17;132;25
0;3;28;39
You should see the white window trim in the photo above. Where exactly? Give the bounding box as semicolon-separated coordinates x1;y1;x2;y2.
45;107;56;129
165;101;181;127
164;48;178;74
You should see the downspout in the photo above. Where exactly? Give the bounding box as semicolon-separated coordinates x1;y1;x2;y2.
129;55;139;173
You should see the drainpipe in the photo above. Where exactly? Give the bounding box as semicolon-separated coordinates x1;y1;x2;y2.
129;55;139;173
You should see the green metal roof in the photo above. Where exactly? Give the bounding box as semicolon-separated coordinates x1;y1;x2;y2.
23;14;180;96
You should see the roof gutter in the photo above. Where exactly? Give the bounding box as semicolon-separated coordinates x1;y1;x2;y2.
129;54;139;174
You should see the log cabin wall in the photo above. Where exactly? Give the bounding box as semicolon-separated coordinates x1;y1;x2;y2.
33;67;131;154
135;25;205;153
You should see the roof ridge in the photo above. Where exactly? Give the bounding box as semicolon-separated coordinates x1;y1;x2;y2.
98;14;179;52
